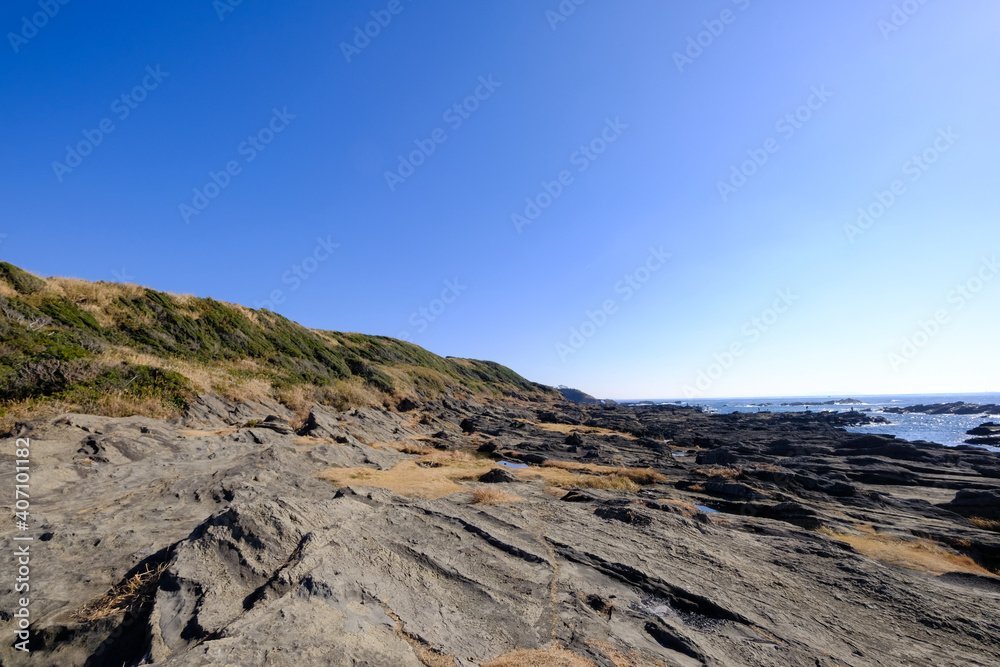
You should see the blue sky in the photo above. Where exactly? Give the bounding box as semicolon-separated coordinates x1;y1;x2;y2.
3;0;999;399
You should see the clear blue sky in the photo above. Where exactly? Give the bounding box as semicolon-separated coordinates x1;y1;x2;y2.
3;0;999;399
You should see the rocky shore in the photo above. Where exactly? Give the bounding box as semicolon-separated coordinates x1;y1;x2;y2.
2;396;1000;666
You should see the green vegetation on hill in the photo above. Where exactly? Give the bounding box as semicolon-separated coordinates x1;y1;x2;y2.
0;262;555;430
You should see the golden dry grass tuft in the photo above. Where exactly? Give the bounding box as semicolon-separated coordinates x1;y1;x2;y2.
73;563;168;622
587;640;668;667
471;487;523;505
516;419;636;439
515;466;641;492
483;647;596;667
656;499;699;518
317;450;492;499
695;466;742;480
970;517;1000;532
541;461;665;485
818;525;996;577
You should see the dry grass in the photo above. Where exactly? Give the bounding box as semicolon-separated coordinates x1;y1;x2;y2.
542;461;665;485
45;278;147;328
471;487;523;505
317;450;492;499
695;466;742;480
818;525;996;577
318;449;657;499
656;499;699;518
970;517;1000;532
1;398;61;435
73;563;167;622
695;463;783;480
587;640;668;667
381;439;432;455
516;466;642;492
483;647;596;667
516;419;636;440
2;388;182;435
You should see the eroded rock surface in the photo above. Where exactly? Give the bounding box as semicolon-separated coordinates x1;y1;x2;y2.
2;398;999;666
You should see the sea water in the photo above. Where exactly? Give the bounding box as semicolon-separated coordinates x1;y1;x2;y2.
622;393;1000;452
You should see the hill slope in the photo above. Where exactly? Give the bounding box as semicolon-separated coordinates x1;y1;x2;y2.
0;261;555;431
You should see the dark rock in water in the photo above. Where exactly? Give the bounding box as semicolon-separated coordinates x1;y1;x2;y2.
965;422;1000;445
884;402;1000;415
478;468;516;483
967;422;999;436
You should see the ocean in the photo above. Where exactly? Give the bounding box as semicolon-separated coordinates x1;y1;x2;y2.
621;393;1000;453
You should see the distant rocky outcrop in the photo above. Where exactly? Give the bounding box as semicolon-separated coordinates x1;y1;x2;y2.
780;398;863;406
884;402;1000;415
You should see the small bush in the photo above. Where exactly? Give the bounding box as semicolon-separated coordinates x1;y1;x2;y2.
0;262;46;294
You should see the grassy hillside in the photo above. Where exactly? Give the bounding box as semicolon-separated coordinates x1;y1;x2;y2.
0;262;556;431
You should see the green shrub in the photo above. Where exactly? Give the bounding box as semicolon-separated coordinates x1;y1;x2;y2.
38;296;102;332
0;263;46;294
